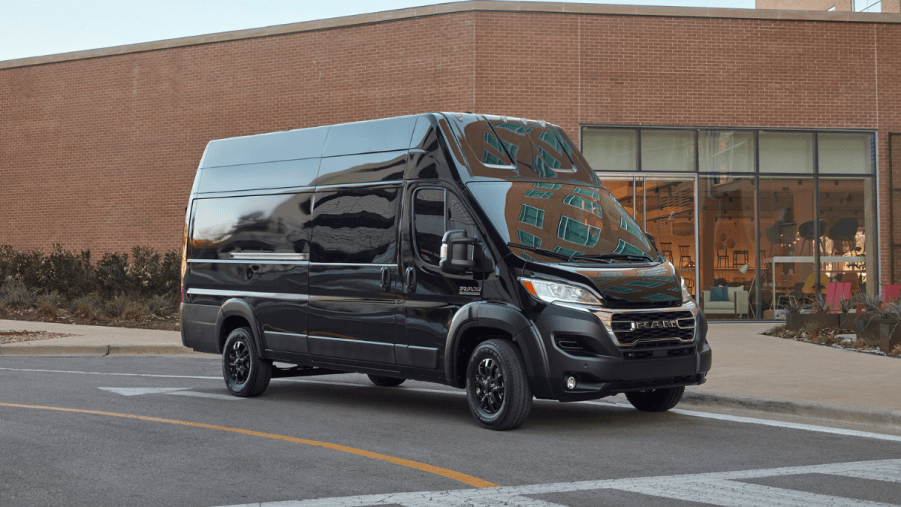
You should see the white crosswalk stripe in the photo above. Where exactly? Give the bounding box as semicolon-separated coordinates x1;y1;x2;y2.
211;458;901;507
617;479;896;507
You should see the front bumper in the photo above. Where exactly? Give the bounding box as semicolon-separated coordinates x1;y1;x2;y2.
529;301;711;402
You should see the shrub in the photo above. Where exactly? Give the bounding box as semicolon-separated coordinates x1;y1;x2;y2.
0;279;36;308
42;244;96;299
71;295;103;320
96;252;130;298
144;294;176;317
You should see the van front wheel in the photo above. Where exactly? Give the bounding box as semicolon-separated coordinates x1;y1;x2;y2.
465;340;532;430
625;386;684;412
222;327;271;397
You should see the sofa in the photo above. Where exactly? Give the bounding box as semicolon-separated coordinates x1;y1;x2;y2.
702;286;750;318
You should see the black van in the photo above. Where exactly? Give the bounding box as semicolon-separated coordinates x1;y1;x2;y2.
180;113;711;430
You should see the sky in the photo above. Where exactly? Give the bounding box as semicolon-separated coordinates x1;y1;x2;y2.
1;0;756;62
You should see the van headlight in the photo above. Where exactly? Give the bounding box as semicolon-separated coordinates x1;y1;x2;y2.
680;276;693;303
519;278;603;306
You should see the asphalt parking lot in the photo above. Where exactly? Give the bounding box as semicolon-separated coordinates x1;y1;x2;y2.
2;355;900;507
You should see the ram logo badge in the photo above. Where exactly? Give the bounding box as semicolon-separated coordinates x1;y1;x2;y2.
631;320;679;331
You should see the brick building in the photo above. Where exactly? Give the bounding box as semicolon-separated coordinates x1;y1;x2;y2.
1;1;899;319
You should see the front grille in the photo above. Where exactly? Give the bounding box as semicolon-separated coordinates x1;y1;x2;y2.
610;311;694;346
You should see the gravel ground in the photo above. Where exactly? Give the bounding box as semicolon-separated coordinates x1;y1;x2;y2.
0;330;71;344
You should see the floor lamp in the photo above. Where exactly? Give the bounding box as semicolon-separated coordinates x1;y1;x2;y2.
740;263;755;319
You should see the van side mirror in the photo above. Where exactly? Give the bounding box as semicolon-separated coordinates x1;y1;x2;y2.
645;232;657;248
440;229;480;275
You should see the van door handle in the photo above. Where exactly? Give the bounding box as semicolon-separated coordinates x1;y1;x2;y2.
380;267;391;291
405;267;416;293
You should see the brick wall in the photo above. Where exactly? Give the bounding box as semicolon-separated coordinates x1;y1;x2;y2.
1;6;899;282
0;13;476;256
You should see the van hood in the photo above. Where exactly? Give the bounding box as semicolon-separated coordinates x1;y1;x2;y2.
536;261;684;307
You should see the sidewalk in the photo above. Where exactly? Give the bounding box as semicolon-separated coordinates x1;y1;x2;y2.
2;319;899;425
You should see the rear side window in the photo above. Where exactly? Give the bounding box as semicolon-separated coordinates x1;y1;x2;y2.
190;193;312;259
311;187;400;264
413;188;478;266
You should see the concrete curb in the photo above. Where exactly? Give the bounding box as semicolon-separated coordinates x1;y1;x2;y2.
0;345;208;356
682;390;901;428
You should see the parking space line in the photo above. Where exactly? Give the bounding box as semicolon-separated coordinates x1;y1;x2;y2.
0;402;498;489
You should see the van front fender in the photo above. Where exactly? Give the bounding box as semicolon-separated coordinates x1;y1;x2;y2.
444;302;553;399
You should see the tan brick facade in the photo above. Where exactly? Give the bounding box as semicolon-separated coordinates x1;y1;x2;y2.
1;2;900;283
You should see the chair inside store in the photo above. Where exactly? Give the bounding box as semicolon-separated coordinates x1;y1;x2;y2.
827;217;859;255
801;272;829;297
702;286;750;318
766;220;798;256
678;244;694;268
658;242;673;262
798;220;826;256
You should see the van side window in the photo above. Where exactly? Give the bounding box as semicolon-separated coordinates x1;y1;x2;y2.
413;189;445;265
413;188;478;266
311;187;400;264
190;193;312;259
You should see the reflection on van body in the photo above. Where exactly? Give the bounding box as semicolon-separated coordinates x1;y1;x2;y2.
181;113;711;430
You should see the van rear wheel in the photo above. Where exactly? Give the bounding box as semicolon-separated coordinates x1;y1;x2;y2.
465;340;532;430
222;327;271;397
367;375;405;387
625;386;684;412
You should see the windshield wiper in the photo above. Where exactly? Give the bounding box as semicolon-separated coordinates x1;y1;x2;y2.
506;242;574;261
572;253;654;263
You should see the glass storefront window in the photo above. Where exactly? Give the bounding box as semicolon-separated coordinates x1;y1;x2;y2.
583;127;878;319
699;177;757;319
759;132;814;174
582;128;637;172
758;177;816;317
641;130;695;172
818;133;875;174
819;178;876;300
699;130;754;174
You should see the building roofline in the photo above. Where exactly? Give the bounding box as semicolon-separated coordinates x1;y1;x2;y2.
2;1;899;71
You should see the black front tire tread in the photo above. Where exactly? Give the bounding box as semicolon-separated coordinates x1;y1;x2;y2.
466;339;532;431
625;386;685;412
222;327;272;398
367;375;405;387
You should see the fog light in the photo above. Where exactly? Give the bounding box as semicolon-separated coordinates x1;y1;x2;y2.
565;376;577;390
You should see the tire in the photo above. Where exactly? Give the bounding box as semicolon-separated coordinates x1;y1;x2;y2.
367;375;405;387
465;340;532;430
625;386;685;412
222;327;272;397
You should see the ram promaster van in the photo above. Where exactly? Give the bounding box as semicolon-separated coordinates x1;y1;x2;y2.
180;113;711;430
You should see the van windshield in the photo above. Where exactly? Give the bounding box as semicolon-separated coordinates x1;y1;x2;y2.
468;181;659;264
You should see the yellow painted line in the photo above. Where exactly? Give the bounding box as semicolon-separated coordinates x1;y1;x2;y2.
0;402;498;489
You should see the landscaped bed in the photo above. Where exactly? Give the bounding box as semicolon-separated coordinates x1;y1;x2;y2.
0;244;180;331
764;323;901;358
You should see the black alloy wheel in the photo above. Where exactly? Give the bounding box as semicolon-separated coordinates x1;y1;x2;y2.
367;375;406;387
465;340;532;430
222;327;272;397
625;386;685;412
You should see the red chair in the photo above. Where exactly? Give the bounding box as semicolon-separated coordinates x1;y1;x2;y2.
825;282;851;313
882;284;901;304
